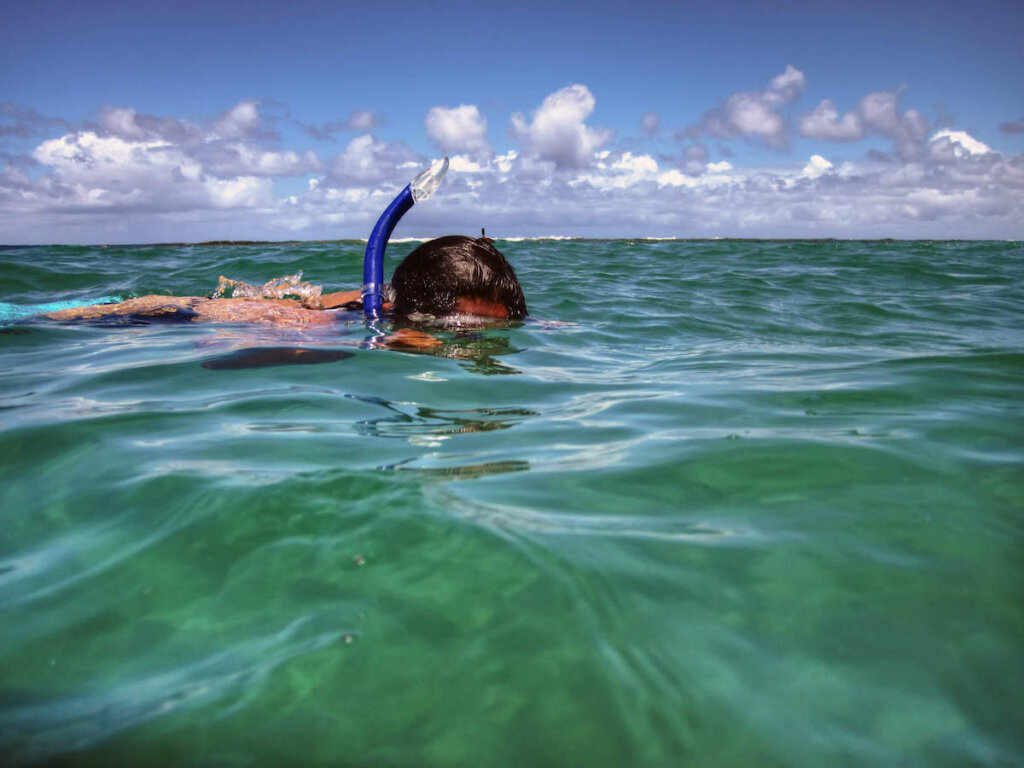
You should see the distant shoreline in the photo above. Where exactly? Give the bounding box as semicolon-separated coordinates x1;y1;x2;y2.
1;237;1018;249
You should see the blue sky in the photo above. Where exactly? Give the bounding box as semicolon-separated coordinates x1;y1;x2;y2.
2;0;1022;242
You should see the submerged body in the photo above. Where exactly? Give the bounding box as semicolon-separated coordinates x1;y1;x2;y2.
43;236;525;331
40;237;527;356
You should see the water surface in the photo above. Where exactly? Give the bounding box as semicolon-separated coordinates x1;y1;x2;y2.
1;240;1022;766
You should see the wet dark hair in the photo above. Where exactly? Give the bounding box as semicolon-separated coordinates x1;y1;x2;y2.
391;235;527;320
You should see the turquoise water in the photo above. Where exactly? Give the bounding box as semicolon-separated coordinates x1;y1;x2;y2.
1;240;1022;767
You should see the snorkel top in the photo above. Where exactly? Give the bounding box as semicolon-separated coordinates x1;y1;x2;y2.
362;157;449;318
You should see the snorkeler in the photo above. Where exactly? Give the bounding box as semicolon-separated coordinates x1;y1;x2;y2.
41;234;526;331
40;157;527;348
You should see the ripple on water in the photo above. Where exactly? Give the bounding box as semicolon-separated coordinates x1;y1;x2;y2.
1;241;1022;767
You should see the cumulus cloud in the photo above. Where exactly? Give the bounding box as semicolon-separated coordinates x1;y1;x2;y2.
95;101;322;179
212;100;263;139
95;100;279;148
797;99;864;142
800;154;834;179
98;105;199;144
509;84;613;168
2;86;1023;243
769;65;807;101
327;134;419;186
341;110;379;133
798;87;928;160
927;129;993;162
25;131;273;212
693;70;933;162
99;106;149;140
202;143;320;177
575;151;661;190
858;89;928;160
572;151;740;194
693;65;806;150
425;104;492;162
448;155;487;173
0;99;328;241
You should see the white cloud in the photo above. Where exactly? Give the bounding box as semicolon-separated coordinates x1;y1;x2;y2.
206;176;273;208
203;143;320;177
100;106;148;140
509;84;613;168
448;155;487;173
769;65;807;102
801;155;834;179
858;90;928;159
97;105;198;144
494;150;518;173
929;129;993;159
2;89;1023;243
425;104;491;162
696;65;806;149
616;153;658;174
344;110;379;133
1;164;31;188
25;131;273;214
212;100;262;139
656;169;688;187
797;88;930;160
697;71;932;162
731;96;786;139
655;164;735;189
574;151;659;189
797;99;864;141
328;134;418;186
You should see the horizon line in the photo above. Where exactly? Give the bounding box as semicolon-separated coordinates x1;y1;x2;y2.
3;236;1020;248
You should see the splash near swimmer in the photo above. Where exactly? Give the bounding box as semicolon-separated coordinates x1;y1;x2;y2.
362;156;449;319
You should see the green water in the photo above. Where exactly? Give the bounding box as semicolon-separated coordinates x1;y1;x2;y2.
1;240;1022;767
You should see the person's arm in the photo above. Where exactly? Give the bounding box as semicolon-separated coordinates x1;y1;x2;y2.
318;289;362;309
318;289;400;311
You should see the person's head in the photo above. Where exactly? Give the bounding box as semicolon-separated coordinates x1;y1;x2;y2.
391;235;527;322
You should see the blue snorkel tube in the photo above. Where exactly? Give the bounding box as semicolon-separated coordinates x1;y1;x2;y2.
362;156;449;318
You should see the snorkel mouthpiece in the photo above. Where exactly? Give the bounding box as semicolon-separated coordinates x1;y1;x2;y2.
362;156;448;318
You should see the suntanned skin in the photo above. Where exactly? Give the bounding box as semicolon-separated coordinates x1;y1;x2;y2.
319;290;362;309
43;291;510;325
453;297;510;318
44;296;340;326
42;287;368;325
40;293;508;352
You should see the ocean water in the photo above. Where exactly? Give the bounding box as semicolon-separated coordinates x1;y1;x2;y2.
0;239;1022;767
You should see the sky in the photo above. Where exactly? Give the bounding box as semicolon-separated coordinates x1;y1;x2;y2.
1;0;1022;243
